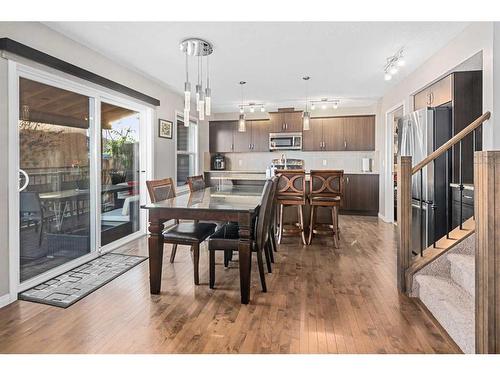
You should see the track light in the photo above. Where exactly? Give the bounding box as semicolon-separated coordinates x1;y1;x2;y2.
384;48;405;81
389;66;398;75
384;73;392;81
260;105;265;112
250;106;255;113
311;103;315;110
397;59;405;67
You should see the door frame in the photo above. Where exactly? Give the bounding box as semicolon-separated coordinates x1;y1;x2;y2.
384;101;406;224
7;61;154;299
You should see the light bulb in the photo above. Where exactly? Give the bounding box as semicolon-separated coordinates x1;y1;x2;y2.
384;73;392;81
311;103;315;110
397;59;405;67
321;104;327;110
333;102;338;110
184;82;191;111
238;114;246;132
390;66;398;75
260;106;265;112
250;106;255;113
195;84;201;110
239;106;244;114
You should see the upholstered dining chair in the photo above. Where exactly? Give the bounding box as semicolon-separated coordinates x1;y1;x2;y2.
187;175;206;192
146;177;216;285
308;170;344;247
208;177;277;292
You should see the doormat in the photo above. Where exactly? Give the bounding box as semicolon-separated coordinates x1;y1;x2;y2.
19;253;147;308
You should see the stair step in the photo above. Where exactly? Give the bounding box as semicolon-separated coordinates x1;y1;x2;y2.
415;274;474;353
447;253;475;297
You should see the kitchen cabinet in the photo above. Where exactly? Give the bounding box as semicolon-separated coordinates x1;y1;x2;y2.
413;71;482;184
303;115;375;151
209;121;235;153
341;174;379;215
269;111;303;133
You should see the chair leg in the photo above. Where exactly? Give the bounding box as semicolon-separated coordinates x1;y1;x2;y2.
298;205;307;245
336;206;340;241
278;203;284;244
256;249;267;292
224;250;230;267
332;207;339;248
169;244;178;263
209;250;215;289
264;241;272;273
270;227;278;252
268;237;275;263
38;220;44;246
308;205;315;245
192;243;200;285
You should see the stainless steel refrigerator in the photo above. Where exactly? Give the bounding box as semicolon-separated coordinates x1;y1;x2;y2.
398;107;452;253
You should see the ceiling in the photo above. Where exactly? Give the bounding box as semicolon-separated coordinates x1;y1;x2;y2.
45;22;470;112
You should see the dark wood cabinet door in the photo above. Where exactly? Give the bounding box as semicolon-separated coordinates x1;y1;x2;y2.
343;116;375;151
233;121;253;152
322;117;345;151
283;111;303;132
269;112;285;133
209;121;235;153
342;174;379;214
251;119;270;152
302;118;323;151
414;88;431;111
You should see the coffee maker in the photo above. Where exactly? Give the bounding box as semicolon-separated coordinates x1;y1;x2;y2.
212;154;226;170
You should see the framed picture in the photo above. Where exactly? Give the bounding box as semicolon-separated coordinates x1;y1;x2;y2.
158;119;173;139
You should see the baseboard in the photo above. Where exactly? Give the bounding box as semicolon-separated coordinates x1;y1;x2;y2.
0;293;13;309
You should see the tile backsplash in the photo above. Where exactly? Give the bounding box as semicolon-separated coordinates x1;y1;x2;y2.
205;151;379;173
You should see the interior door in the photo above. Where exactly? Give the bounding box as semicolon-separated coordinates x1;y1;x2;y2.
17;77;95;283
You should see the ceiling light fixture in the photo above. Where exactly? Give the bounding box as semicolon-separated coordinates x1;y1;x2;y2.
260;105;265;112
180;38;213;121
302;76;311;131
238;81;247;132
308;98;341;110
383;47;405;82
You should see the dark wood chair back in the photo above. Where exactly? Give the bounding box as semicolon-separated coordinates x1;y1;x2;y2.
310;170;344;198
146;178;176;203
275;169;306;201
254;178;277;251
187;175;206;192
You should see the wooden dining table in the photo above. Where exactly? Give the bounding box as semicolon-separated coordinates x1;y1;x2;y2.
141;185;264;304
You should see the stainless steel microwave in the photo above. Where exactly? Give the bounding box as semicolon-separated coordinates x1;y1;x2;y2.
269;132;302;151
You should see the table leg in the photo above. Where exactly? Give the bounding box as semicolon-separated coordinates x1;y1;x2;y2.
238;212;252;304
148;218;165;294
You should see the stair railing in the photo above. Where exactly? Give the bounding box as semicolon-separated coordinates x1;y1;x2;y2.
397;111;491;293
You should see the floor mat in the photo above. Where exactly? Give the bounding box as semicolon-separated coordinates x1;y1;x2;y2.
19;253;147;308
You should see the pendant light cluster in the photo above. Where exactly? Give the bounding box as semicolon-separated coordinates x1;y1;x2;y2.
383;48;405;81
180;38;213;125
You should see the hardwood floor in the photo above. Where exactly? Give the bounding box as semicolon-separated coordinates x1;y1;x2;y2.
0;215;461;353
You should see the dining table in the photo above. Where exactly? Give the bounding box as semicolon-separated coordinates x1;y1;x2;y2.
141;185;264;304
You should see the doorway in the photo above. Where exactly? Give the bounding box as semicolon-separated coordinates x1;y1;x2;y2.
385;103;404;224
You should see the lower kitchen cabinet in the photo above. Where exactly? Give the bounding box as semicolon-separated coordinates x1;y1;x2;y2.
341;174;379;215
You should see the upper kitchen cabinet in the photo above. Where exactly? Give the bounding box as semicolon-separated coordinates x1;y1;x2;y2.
414;74;452;110
250;120;271;152
342;116;376;151
303;115;375;151
269;110;303;132
209;121;236;153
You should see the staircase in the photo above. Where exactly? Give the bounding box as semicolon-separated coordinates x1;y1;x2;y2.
411;230;475;353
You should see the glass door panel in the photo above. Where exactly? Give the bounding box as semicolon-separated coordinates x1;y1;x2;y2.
100;102;141;246
19;78;93;282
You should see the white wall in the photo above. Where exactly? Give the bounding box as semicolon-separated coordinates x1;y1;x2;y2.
0;22;192;302
378;22;497;221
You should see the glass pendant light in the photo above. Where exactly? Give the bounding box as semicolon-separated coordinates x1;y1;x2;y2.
238;81;247;132
184;108;190;127
199;91;205;120
184;54;191;112
205;56;211;116
302;76;310;131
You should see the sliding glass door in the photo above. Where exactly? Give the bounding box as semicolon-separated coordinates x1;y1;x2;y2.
13;67;150;287
18;77;94;282
100;102;141;246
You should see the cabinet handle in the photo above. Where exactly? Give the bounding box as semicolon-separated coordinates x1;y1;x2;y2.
346;176;350;184
430;92;434;105
344;140;347;149
323;141;326;149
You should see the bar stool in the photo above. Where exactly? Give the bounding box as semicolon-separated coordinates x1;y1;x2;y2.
308;170;344;247
275;169;307;245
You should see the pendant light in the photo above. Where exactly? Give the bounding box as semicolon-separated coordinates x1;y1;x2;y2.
184;53;191;113
238;81;246;132
302;76;311;131
198;57;205;120
205;55;211;116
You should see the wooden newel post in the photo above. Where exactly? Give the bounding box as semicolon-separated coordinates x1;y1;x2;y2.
397;156;412;293
475;151;500;354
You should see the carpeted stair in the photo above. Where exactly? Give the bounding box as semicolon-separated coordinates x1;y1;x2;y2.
411;234;475;353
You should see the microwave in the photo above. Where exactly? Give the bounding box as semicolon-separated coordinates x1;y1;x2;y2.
269;132;302;151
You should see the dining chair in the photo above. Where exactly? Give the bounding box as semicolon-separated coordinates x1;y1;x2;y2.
20;191;55;245
146;177;216;285
275;169;307;245
187;175;206;192
308;170;344;247
208;177;277;292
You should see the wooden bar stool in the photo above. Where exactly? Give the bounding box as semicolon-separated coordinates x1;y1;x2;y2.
308;170;344;247
275;169;307;245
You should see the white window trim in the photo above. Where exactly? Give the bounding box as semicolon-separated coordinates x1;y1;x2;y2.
175;111;199;194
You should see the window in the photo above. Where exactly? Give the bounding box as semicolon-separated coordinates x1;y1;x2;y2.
176;115;198;187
